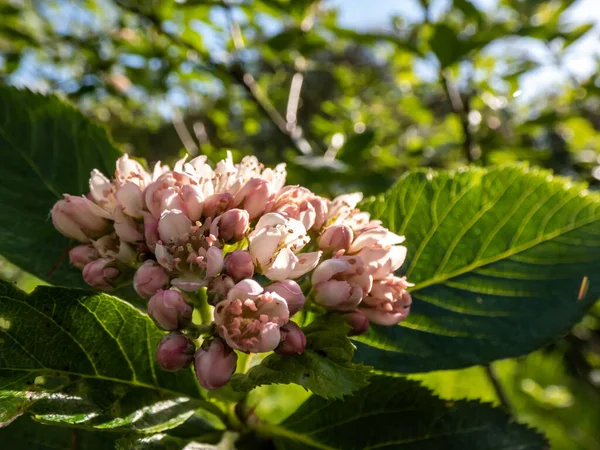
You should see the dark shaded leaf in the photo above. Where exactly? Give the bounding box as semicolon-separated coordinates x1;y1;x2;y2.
0;280;223;429
0;415;119;450
0;86;122;288
430;24;466;68
336;130;376;164
262;376;546;450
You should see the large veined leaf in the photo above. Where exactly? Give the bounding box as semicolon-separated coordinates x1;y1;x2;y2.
0;414;224;450
0;86;122;287
258;375;545;450
355;166;600;372
116;434;219;450
0;415;120;450
0;280;223;430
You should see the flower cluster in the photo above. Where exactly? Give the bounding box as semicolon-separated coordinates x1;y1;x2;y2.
51;153;411;390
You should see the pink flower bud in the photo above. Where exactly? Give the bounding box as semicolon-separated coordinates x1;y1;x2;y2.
69;245;100;269
275;322;306;355
311;256;372;311
148;289;193;331
268;186;328;231
234;178;274;220
114;207;143;243
89;169;117;213
207;274;235;305
319;225;353;253
158;209;192;243
51;195;109;242
203;193;234;218
142;211;160;251
156;333;196;372
194;338;238;390
265;280;305;316
115;181;144;218
223;250;254;281
133;260;169;298
206;246;224;278
211;209;249;242
115;154;150;187
82;258;121;290
343;310;370;336
360;276;412;326
181;184;204;221
144;172;188;219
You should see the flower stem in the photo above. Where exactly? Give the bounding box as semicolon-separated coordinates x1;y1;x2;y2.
485;363;513;415
190;288;213;325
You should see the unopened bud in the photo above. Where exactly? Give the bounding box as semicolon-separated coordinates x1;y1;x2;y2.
223;250;254;281
203;193;234;218
275;322;306;355
82;258;120;290
319;224;353;253
114;207;143;243
207;274;235;305
142;211;160;251
181;184;204;221
234;179;273;220
343;310;370;336
133;261;169;298
69;245;100;269
158;209;192;243
156;333;196;372
51;195;109;242
265;280;305;316
148;289;193;331
194;338;238;390
212;209;249;242
115;181;144;218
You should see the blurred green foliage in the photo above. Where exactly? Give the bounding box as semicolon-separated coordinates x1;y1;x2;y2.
1;0;600;448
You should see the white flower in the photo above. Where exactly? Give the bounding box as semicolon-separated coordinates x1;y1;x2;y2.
248;213;321;281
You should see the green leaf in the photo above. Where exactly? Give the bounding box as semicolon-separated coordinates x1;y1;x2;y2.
0;280;223;430
411;349;600;450
116;434;219;450
230;315;371;399
429;24;467;68
0;415;120;450
0;413;223;450
453;0;484;25
0;86;122;287
336;130;376;164
355;166;600;372
259;375;545;450
325;26;422;55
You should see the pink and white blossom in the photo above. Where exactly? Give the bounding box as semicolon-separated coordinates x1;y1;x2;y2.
51;195;110;242
319;224;353;253
248;213;321;281
214;279;289;353
312;255;372;311
268;186;328;231
360;276;413;325
264;280;305;316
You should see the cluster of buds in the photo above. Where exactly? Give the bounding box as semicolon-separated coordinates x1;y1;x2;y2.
51;153;411;390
